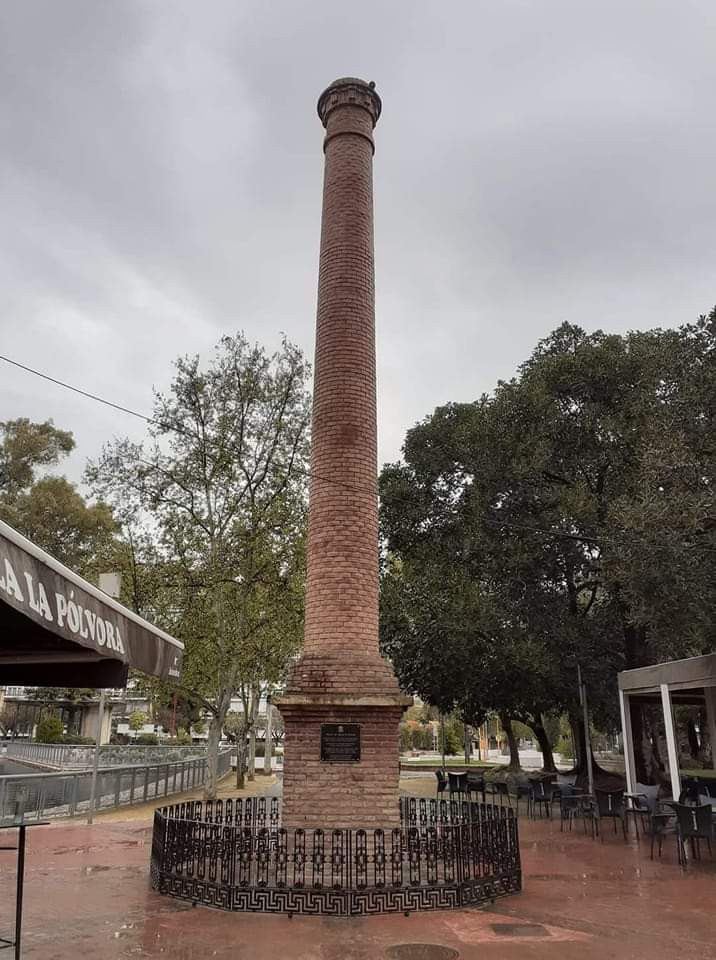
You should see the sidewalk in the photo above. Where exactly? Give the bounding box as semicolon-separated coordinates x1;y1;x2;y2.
1;777;714;959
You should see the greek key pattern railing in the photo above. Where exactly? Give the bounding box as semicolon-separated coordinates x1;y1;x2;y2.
151;798;521;916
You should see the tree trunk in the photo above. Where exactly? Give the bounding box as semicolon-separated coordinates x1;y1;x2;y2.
235;734;248;789
263;701;273;776
248;727;256;781
532;715;557;772
499;712;521;770
247;687;260;781
205;713;222;800
205;693;231;800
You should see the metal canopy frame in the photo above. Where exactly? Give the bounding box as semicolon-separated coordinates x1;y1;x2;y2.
618;653;716;800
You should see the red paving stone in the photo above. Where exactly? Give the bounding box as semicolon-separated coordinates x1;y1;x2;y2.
1;813;714;959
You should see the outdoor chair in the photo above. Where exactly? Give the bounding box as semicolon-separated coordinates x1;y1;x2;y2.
448;771;468;797
675;801;714;866
679;777;712;803
435;769;448;797
529;779;552;819
591;789;627;841
513;782;531;817
649;808;677;860
487;780;512;808
555;784;593;833
624;783;661;838
466;772;486;803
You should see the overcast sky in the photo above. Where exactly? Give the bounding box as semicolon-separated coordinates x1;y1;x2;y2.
2;1;715;490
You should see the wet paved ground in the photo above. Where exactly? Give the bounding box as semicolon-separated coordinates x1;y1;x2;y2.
1;798;714;959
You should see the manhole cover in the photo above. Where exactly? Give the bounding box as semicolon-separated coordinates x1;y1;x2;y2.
385;946;459;960
491;923;548;938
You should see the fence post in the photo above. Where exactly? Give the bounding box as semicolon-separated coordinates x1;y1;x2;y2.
87;688;106;825
70;775;79;816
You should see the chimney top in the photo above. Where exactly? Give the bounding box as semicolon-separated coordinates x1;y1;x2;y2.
317;77;382;128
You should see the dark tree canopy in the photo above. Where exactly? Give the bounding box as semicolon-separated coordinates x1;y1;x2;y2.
380;310;716;776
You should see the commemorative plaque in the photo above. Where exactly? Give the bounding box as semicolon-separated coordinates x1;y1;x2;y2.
320;723;361;762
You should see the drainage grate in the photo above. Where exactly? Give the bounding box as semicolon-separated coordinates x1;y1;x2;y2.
491;923;548;938
385;946;459;960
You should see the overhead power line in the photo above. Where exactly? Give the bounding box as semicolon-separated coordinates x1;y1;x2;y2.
2;351;714;555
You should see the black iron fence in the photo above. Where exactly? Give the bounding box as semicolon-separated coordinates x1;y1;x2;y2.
151;796;521;916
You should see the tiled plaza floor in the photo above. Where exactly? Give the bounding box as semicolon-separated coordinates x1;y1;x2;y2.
1;788;714;959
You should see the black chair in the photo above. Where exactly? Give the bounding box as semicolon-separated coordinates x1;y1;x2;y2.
649;808;677;860
555;785;594;833
550;773;576;801
529;779;553;819
447;771;468;798
466;771;486;803
513;782;531;817
435;769;448;797
592;789;627;841
487;780;512;808
675;801;714;866
624;783;661;838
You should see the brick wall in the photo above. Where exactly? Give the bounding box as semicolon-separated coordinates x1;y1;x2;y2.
280;705;404;829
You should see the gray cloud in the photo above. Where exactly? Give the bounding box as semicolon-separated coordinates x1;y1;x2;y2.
1;0;715;486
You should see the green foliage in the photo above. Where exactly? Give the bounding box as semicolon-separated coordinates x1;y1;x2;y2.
86;333;311;797
134;733;159;745
128;710;148;732
34;711;64;743
554;715;575;759
511;720;535;741
441;715;464;756
399;722;434;752
0;418;73;499
380;311;716;777
0;418;116;573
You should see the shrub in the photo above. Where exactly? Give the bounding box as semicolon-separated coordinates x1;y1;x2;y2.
134;733;159;745
61;734;96;745
35;711;64;744
129;710;148;732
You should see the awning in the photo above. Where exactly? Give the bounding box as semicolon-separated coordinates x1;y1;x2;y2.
0;519;183;687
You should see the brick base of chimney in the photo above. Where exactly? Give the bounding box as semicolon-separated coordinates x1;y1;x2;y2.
278;700;408;830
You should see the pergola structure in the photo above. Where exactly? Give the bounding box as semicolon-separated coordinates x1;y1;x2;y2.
0;518;183;687
618;652;716;800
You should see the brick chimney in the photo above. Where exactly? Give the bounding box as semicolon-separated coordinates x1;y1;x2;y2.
276;78;410;830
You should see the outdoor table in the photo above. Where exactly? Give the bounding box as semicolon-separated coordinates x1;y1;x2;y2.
0;820;49;959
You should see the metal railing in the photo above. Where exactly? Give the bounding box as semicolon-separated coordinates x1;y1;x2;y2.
0;748;232;821
5;741;208;769
151;796;521;916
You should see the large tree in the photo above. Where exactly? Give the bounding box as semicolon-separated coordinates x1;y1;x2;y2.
380;311;716;782
87;334;310;796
